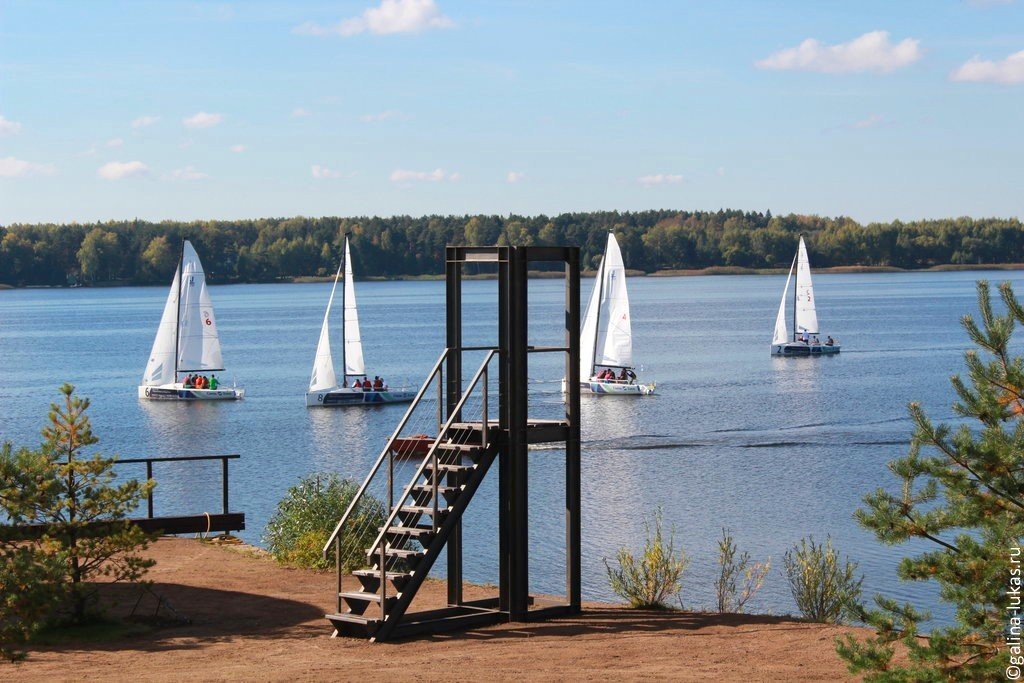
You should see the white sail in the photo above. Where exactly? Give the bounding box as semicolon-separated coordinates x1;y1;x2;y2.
579;253;605;381
142;265;180;386
773;254;795;345
176;241;224;372
309;261;342;392
578;233;633;381
342;237;365;377
795;236;819;335
596;234;633;368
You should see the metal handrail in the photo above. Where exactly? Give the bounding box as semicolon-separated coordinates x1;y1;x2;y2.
321;349;450;556
117;454;239;518
363;350;498;563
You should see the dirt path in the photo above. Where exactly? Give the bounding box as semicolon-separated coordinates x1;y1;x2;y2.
6;537;860;681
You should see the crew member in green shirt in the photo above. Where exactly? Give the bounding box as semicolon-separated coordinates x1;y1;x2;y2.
209;374;219;390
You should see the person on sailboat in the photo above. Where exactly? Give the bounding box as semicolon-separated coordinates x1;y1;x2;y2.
210;374;218;389
826;336;835;346
183;374;193;388
800;331;809;344
373;376;383;391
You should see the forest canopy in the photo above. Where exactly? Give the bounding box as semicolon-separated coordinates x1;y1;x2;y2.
1;210;1022;287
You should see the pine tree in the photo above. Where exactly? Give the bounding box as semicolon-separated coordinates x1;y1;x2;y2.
0;384;155;629
837;281;1024;679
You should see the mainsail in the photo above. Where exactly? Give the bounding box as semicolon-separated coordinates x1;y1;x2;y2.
579;233;633;381
794;236;819;335
773;254;795;345
342;237;365;377
142;266;180;386
309;261;343;392
176;241;224;372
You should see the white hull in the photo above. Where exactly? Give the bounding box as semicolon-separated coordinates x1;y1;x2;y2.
561;378;656;396
306;387;416;407
770;343;841;357
138;384;244;401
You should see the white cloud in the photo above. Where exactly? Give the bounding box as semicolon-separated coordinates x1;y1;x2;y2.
311;164;344;179
637;174;684;187
294;0;454;37
390;167;458;183
359;109;410;122
0;115;23;136
756;31;922;74
183;111;224;129
131;115;160;128
506;171;525;183
951;49;1024;84
292;107;312;118
168;166;209;181
0;156;55;178
97;160;149;180
230;144;248;153
847;113;892;129
106;137;124;147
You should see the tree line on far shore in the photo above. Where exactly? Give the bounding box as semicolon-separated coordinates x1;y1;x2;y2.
1;210;1022;287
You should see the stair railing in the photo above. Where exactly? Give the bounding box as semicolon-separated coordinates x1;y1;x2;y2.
363;349;498;621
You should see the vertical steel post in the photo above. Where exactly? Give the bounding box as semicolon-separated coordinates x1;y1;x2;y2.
508;246;530;621
336;537;342;613
445;247;463;606
497;249;510;613
146;460;154;518
565;249;582;611
222;457;229;514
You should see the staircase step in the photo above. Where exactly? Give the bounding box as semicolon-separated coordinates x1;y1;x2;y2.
326;612;381;638
382;525;435;538
352;569;413;581
338;590;392;604
435;443;483;453
376;547;424;560
400;505;450;516
411;484;460;496
423;462;475;473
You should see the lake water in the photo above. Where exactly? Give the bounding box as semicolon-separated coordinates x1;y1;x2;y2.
0;270;1010;621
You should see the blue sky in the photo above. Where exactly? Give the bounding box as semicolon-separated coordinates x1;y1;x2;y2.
1;0;1022;224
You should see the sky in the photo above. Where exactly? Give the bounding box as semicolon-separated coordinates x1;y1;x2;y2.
1;0;1022;225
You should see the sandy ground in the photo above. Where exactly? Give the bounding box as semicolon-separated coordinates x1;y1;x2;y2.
5;537;865;682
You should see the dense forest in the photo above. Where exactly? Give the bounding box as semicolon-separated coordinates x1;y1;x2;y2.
1;210;1022;287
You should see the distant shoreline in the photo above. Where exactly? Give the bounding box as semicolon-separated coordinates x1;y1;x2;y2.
4;263;1024;290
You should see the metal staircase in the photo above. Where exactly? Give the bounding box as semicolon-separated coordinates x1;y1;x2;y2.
323;350;503;640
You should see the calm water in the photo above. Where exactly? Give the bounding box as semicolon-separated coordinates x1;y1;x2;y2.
0;270;1010;620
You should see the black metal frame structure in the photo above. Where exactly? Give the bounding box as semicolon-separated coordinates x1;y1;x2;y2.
443;245;582;623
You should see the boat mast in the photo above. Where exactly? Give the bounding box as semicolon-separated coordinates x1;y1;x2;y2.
340;233;348;385
792;238;800;342
591;235;609;378
173;239;185;381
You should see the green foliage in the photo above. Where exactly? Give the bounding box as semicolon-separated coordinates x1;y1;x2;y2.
2;211;1023;286
837;281;1024;680
0;385;155;660
715;527;771;613
782;536;862;623
263;474;384;571
605;508;688;609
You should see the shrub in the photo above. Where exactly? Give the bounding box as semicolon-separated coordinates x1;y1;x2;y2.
782;536;862;623
715;528;771;613
605;508;687;609
264;474;384;571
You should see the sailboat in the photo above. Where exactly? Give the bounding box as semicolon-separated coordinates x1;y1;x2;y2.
568;233;655;395
306;235;416;407
138;240;244;400
770;236;841;357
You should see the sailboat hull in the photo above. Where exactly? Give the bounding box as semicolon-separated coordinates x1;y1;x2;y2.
770;343;841;357
138;384;245;400
306;387;416;407
561;379;656;395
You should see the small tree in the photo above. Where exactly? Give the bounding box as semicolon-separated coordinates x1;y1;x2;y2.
716;528;771;613
605;508;687;609
838;281;1024;679
264;474;384;571
783;536;862;623
0;384;155;629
